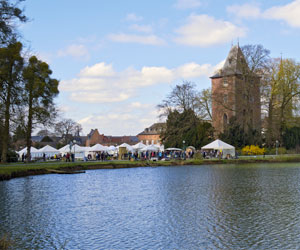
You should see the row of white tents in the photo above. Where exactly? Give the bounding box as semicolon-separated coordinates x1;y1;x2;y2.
17;142;165;160
17;139;236;160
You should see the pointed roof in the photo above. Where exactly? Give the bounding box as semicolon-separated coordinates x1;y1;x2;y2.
39;145;59;153
201;139;235;150
211;45;248;78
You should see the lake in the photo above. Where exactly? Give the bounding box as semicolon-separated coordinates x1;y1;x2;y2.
1;163;300;249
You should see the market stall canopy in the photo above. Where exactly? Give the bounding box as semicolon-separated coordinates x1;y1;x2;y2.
71;144;85;152
118;143;134;152
141;145;160;152
108;145;116;151
38;145;59;153
18;146;39;155
201;139;235;158
187;146;196;151
201;139;234;150
132;142;146;150
59;144;71;153
90;143;108;152
165;148;182;151
59;144;85;153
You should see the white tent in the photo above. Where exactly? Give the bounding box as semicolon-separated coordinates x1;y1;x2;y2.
59;144;71;154
141;144;160;152
118;143;134;152
201;139;235;158
165;148;182;151
132;142;146;151
18;146;40;159
38;145;59;158
59;144;86;159
107;145;117;155
90;143;108;152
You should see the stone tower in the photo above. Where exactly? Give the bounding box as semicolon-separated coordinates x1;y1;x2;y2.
210;45;261;136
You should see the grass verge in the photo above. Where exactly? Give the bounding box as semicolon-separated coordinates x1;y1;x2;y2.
1;155;300;181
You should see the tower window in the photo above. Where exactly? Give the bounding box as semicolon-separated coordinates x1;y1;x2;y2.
223;94;228;104
223;114;228;129
223;78;228;87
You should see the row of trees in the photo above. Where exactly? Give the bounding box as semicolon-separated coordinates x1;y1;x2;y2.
159;45;300;150
0;0;60;162
158;81;213;148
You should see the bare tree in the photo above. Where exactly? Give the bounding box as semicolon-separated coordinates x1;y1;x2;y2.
158;81;198;116
55;118;82;144
195;88;212;120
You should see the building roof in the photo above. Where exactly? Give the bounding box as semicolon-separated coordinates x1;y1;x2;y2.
87;129;99;139
138;123;166;135
210;45;249;79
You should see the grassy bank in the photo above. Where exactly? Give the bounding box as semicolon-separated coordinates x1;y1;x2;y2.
1;155;300;181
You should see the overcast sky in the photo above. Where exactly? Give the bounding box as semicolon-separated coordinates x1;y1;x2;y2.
21;0;300;136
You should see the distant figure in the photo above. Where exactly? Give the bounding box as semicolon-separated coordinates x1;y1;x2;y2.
66;153;70;162
22;153;25;162
43;153;46;162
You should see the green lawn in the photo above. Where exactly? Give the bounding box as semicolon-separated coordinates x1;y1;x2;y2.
1;155;300;180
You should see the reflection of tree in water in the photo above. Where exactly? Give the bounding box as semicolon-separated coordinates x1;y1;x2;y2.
207;164;300;249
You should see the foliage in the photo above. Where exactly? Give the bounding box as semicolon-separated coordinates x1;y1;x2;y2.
0;0;27;45
22;56;59;161
160;109;213;149
55;118;82;144
0;42;23;162
241;44;271;74
196;88;212;120
265;58;300;146
158;81;212;120
282;126;300;149
267;147;287;155
242;145;266;155
219;117;261;148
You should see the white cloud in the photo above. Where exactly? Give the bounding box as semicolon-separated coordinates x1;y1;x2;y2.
57;44;89;59
108;33;166;45
174;14;246;47
264;0;300;28
227;3;261;19
125;13;143;22
59;61;219;104
79;63;115;77
227;1;300;28
174;0;201;9
78;103;161;135
129;24;153;33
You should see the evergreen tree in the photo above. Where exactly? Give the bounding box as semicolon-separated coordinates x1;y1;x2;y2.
22;56;59;161
161;109;213;149
0;42;23;162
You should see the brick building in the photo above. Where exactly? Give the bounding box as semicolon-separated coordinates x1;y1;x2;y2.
85;129;138;146
210;45;261;135
137;123;165;145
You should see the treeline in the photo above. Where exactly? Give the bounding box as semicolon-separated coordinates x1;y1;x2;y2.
0;0;59;162
159;45;300;151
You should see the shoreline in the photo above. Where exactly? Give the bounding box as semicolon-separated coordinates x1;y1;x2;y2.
1;156;300;181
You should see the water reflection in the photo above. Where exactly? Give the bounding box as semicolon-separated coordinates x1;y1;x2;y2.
1;163;300;249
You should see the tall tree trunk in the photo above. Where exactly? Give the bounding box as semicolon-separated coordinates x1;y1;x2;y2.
267;97;274;147
1;86;11;163
26;94;33;163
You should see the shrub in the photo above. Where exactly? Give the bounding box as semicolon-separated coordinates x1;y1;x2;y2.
268;147;287;155
242;145;266;155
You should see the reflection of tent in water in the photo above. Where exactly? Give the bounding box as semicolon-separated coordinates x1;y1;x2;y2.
201;139;235;158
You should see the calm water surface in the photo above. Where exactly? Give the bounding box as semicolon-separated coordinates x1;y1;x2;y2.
1;163;300;249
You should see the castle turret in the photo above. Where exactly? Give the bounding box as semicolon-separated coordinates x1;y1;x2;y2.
210;45;261;135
